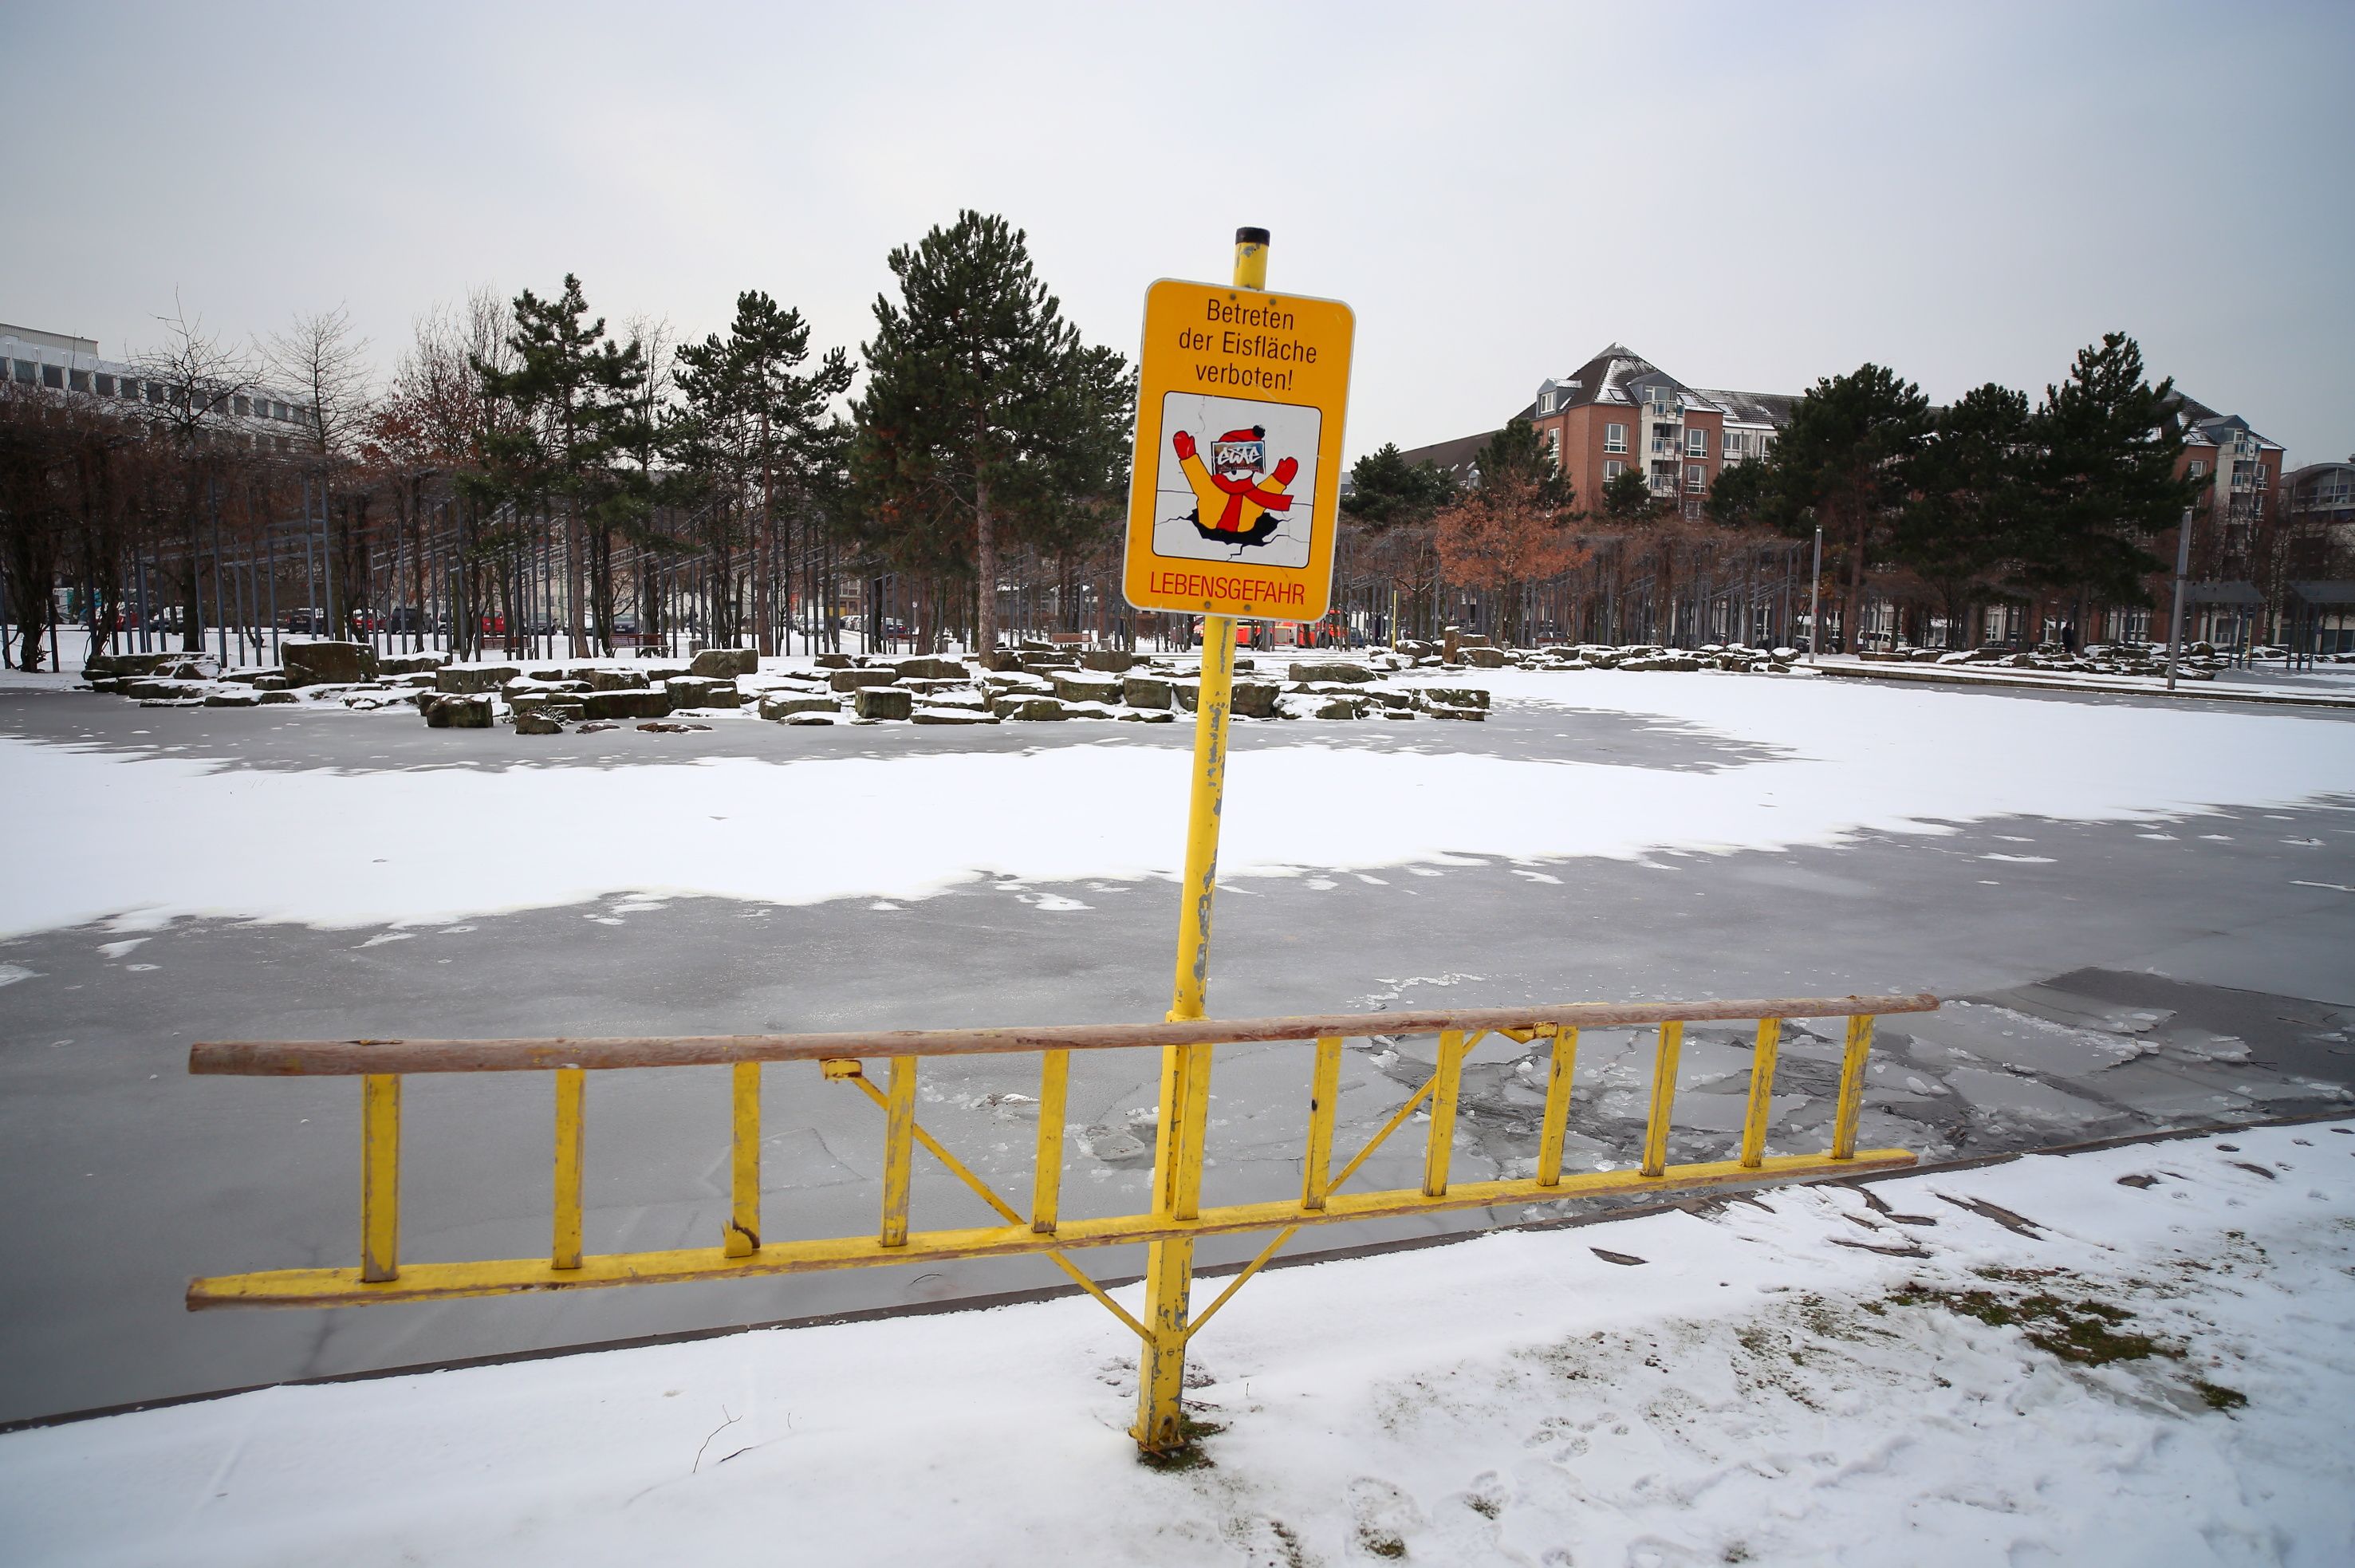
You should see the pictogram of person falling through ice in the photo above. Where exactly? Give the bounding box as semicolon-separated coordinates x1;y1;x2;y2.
1171;424;1298;550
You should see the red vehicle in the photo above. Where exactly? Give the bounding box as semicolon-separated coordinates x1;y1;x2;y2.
1190;618;1347;650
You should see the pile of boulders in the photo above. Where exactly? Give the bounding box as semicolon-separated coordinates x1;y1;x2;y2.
79;641;450;708
75;638;1498;731
1863;641;2225;680
1380;636;1795;675
460;644;1491;733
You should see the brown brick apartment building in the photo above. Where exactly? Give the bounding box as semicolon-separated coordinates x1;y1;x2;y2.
1396;345;1795;521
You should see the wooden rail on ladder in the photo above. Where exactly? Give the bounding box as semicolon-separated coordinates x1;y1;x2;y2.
186;991;1936;1452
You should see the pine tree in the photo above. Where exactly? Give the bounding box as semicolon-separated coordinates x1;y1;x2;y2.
673;291;853;652
471;275;646;656
1892;383;2031;644
1342;443;1455;530
851;212;1124;654
1598;467;1659;522
2014;333;2199;635
1751;364;1932;649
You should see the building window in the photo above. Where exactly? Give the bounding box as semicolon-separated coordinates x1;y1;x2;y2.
95;373;116;396
41;364;65;389
146;382;165;404
1538;390;1556;415
1546;428;1560;463
234;395;251;416
1685;464;1706;493
2188;459;2206;478
1605;459;1624;480
69;368;91;392
1605;423;1627;454
10;360;33;384
1687;429;1707;456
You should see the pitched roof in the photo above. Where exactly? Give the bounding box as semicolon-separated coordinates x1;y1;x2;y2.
2164;390;2280;452
1394;428;1495;483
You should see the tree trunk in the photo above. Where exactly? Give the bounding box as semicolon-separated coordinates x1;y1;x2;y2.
566;510;586;660
974;475;998;654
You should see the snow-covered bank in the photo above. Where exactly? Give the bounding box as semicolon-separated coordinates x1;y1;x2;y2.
5;670;2353;937
4;1121;2348;1566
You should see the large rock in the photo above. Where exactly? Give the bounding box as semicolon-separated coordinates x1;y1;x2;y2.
283;640;377;687
690;647;758;678
993;695;1068;722
436;664;521;694
813;653;857;670
1123;675;1173;710
973;650;1026;673
913;687;993;713
84;652;176;679
854;686;914;720
911;707;998;725
514;710;567;735
377;652;447;676
1289;660;1375;684
203;690;262;707
122;679;211;699
582;668;651;691
1460;647;1510;668
664;676;742;709
580;689;672;720
1081;649;1136;673
1231;680;1281;719
758;692;841;720
1313;696;1370;719
893;656;967;680
829;668;900;692
1426;703;1487;722
423;693;494;729
1423;687;1491;709
507;691;585;718
1050;671;1123;704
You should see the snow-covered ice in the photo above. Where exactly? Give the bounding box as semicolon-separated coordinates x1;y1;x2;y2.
2;1121;2346;1566
3;670;2351;936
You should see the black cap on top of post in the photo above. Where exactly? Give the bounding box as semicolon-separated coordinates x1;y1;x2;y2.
1235;227;1270;246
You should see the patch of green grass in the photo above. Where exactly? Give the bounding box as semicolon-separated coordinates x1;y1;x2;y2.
1892;1282;2169;1365
1136;1412;1226;1472
2194;1379;2248;1412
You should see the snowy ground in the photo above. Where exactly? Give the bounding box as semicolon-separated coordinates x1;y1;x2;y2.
3;668;2353;1427
3;1120;2348;1567
6;664;2355;934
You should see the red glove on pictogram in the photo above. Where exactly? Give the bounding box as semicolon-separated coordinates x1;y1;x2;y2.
1271;456;1298;485
1172;431;1196;461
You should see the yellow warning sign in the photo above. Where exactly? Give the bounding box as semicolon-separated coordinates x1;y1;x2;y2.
1121;278;1354;623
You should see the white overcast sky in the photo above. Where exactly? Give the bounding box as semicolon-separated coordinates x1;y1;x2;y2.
4;2;2350;467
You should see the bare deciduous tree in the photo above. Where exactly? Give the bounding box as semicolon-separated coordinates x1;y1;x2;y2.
266;304;373;459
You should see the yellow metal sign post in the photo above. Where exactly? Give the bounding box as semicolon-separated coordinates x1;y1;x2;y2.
1125;228;1355;1451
